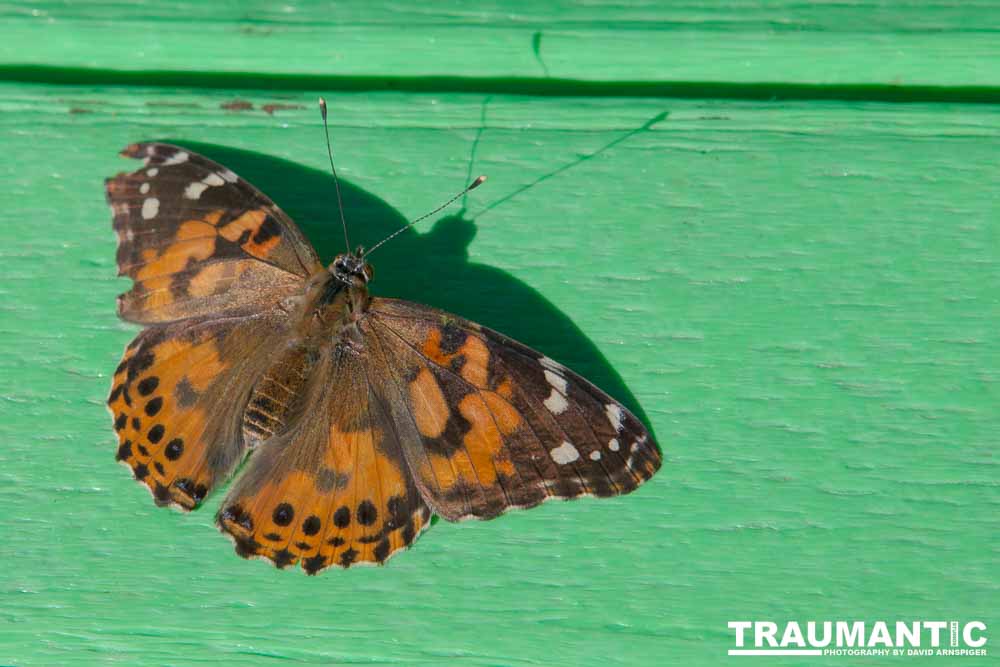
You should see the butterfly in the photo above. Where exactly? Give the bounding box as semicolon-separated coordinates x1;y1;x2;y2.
105;130;661;574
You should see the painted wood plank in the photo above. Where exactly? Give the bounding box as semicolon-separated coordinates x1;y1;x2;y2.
1;83;996;665
2;1;999;87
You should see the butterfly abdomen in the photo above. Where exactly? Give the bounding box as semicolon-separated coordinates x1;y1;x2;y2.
242;345;317;446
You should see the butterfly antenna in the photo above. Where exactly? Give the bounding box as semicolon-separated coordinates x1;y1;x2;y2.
318;97;351;253
363;175;486;259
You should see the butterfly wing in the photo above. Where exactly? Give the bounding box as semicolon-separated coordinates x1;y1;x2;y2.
216;345;432;573
361;298;661;521
106;142;323;324
108;311;291;509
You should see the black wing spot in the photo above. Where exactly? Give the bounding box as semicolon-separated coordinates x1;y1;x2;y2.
127;349;155;382
272;503;294;526
401;520;416;546
115;440;132;461
357;500;378;526
137;376;159;396
303;554;327;575
339;548;358;567
302;515;321;536
164;438;184;460
272;548;294;569
374;538;391;562
252;216;282;244
221;504;253;531
153;482;171;504
439;322;468;354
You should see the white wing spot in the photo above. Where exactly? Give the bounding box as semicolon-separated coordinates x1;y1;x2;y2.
141;197;159;219
543;388;568;415
146;168;158;177
589;450;602;461
184;182;209;200
139;182;150;194
630;441;640;453
162;151;189;166
145;145;155;155
539;356;561;372
185;173;227;199
606;403;624;433
608;438;620;452
543;369;567;393
550;441;580;465
220;169;238;183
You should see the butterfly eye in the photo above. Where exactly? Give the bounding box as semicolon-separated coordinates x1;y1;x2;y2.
363;263;374;281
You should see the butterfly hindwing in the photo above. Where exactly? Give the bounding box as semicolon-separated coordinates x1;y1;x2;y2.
108;311;290;509
106;142;322;324
362;298;661;521
217;346;431;573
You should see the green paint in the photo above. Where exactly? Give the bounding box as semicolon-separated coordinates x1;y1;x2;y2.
4;1;1000;87
0;12;997;665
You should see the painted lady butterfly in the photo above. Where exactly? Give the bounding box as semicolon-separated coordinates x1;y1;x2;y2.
105;115;661;574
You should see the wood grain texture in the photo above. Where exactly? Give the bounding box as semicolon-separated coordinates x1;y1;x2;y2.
1;82;997;665
2;1;999;87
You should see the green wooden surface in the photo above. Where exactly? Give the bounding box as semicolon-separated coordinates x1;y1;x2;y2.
4;1;1000;88
1;4;998;667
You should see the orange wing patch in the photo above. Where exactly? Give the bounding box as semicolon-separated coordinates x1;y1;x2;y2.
409;367;450;438
422;326;490;388
218;355;432;573
109;331;226;508
117;207;298;321
219;425;431;573
217;209;282;258
422;327;522;486
107;142;322;324
107;317;276;510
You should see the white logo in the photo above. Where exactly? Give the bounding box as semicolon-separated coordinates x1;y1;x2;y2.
727;621;987;657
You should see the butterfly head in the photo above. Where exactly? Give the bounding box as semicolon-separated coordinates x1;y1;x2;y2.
330;249;373;285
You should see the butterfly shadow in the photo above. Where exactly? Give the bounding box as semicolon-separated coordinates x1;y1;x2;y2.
162;140;655;440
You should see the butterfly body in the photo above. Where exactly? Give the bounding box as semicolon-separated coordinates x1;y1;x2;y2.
293;254;370;334
106;142;661;573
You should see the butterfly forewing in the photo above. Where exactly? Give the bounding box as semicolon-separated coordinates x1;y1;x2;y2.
363;298;661;521
106;142;322;324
